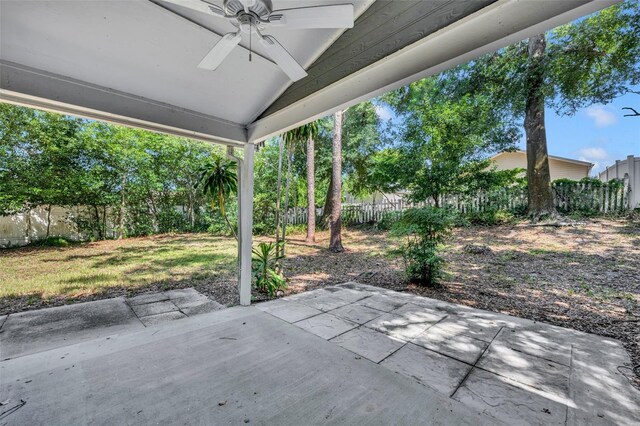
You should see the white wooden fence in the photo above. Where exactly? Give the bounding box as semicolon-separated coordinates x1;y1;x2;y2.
285;181;631;226
599;155;640;210
0;206;117;248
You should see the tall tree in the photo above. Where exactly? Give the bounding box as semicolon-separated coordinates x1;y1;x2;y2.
274;137;285;255
305;126;317;243
524;34;554;219
319;101;381;226
449;1;640;219
383;78;519;205
280;122;319;245
297;122;319;243
281;134;294;254
329;110;345;253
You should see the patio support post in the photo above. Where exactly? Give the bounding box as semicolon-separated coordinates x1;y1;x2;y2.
238;143;255;306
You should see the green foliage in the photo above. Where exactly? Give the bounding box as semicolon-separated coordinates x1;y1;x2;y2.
375;210;403;231
196;154;238;238
0;104;230;240
282;121;318;148
196;154;238;214
448;1;640;118
38;237;73;247
552;178;627;216
381;77;520;205
392;207;456;286
345;148;403;200
464;208;517;226
252;241;286;296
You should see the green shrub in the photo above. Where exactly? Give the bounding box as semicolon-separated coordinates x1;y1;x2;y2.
252;241;286;296
465;208;515;226
392;207;456;286
375;210;402;231
39;236;72;247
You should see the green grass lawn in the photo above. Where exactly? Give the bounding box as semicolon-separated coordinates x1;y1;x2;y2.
0;234;238;304
0;229;397;313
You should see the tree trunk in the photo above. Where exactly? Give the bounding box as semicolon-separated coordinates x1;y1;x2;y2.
525;34;555;221
118;174;126;239
45;204;52;239
148;194;159;233
93;205;103;240
102;206;107;239
188;189;195;230
371;193;377;223
25;206;32;244
306;134;316;243
319;174;334;228
329;110;345;253
275;137;284;256
281;144;293;255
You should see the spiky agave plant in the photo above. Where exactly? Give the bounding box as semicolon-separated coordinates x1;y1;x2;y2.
195;154;238;239
252;241;286;296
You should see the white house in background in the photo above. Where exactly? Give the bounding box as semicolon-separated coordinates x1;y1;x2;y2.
490;150;594;181
599;155;640;209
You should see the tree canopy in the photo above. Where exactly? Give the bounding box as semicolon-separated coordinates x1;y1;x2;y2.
378;77;520;205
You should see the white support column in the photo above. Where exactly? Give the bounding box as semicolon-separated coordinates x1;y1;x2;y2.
238;143;255;306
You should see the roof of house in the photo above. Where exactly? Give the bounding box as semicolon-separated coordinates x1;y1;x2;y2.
491;150;594;169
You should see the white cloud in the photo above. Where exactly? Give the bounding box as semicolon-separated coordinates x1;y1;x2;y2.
374;104;393;121
578;147;608;160
578;147;611;174
585;105;618;127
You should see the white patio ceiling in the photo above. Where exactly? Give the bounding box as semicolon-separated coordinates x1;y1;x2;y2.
0;0;617;147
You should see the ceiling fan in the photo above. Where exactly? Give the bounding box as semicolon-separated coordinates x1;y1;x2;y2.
162;0;355;81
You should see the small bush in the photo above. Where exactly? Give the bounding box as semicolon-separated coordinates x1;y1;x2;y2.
392;207;456;286
465;208;515;226
375;210;402;231
252;241;286;296
39;237;72;247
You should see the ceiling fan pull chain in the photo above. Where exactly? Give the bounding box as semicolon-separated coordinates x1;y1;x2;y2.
249;25;252;62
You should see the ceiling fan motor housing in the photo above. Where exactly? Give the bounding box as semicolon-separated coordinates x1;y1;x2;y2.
169;0;354;81
223;0;272;18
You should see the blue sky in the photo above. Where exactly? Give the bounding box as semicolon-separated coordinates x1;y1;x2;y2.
539;92;639;174
375;91;639;175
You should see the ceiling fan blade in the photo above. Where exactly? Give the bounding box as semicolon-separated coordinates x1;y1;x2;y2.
198;32;242;70
269;4;354;29
237;0;256;13
160;0;225;17
260;35;307;81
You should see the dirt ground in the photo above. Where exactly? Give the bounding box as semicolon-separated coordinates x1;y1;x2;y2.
1;219;638;387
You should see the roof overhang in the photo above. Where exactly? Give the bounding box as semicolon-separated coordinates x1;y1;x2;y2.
492;150;595;169
0;0;619;147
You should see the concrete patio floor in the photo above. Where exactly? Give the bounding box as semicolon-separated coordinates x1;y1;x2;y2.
1;283;638;425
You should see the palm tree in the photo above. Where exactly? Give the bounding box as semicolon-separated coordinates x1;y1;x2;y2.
303;122;319;243
292;122;319;243
274;137;285;256
281;121;319;246
280;131;295;255
329;110;345;253
196;153;238;240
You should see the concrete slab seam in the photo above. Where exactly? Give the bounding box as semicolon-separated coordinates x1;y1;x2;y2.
123;299;147;327
564;344;575;424
0;314;9;331
449;325;505;398
376;313;450;366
